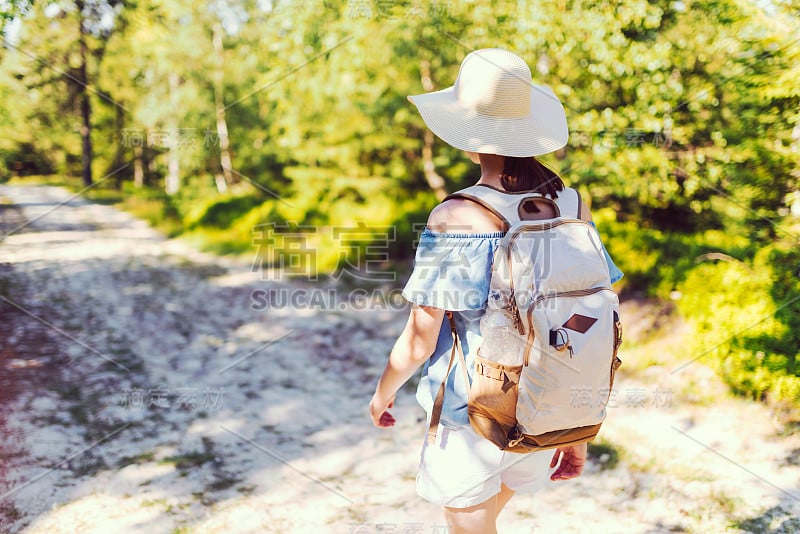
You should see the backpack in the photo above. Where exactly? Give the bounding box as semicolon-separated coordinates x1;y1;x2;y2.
427;184;623;452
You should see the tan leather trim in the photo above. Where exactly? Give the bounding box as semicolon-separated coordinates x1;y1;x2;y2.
507;423;603;452
442;192;510;232
476;362;504;381
523;303;536;367
517;196;561;220
562;313;598;334
475;355;523;381
427;311;468;445
530;287;616;309
469;409;517;450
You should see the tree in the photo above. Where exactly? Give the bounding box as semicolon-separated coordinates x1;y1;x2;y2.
3;0;126;185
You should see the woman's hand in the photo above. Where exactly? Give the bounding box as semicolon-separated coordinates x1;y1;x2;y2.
368;305;443;429
369;392;396;428
549;443;587;481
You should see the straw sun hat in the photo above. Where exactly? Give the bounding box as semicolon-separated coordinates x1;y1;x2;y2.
407;48;569;157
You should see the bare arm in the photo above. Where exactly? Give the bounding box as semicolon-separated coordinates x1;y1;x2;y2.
369;198;500;427
370;304;444;427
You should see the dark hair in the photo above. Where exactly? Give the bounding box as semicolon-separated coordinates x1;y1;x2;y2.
500;156;564;197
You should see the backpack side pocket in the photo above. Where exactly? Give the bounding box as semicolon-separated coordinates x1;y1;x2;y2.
468;352;523;450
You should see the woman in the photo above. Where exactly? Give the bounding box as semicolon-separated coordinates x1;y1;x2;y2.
369;48;623;533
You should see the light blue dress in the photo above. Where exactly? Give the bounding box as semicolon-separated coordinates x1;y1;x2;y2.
401;224;624;428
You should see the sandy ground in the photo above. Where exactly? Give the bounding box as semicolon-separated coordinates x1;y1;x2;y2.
0;184;798;534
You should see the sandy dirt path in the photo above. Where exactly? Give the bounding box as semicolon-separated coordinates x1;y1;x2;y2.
0;184;798;533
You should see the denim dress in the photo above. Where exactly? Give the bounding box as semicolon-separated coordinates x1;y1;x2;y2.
401;225;624;429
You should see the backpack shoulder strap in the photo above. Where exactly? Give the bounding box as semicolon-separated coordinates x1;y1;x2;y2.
427;311;470;445
444;184;583;228
442;185;522;231
559;186;582;220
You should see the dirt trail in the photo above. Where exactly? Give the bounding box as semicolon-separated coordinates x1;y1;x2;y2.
0;184;798;533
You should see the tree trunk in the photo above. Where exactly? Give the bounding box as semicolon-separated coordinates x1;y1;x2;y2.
419;59;446;201
77;4;92;187
133;145;144;188
112;104;126;189
144;144;155;186
165;72;180;195
212;22;233;193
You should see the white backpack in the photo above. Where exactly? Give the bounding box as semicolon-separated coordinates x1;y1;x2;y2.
427;185;623;452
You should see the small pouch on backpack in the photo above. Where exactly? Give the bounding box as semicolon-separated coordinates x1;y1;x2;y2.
468;351;523;450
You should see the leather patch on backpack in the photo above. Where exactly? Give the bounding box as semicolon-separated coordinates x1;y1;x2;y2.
562;314;597;334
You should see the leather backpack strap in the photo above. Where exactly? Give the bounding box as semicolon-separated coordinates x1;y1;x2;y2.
444;184;585;228
443;191;512;232
443;185;526;231
427;311;470;445
573;187;584;219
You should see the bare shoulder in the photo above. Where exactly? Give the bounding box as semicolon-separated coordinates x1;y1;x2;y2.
426;198;505;234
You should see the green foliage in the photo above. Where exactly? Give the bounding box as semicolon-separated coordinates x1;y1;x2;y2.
587;438;622;471
0;1;30;33
677;239;800;411
594;207;754;297
184;194;263;229
0;141;55;179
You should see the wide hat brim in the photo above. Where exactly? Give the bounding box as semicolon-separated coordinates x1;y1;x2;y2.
407;83;569;157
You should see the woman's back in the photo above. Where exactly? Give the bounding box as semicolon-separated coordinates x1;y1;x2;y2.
370;48;624;533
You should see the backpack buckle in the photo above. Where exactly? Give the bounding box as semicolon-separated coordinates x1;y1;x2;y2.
507;425;525;448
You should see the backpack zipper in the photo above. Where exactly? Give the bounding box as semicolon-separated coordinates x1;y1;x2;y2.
524;305;536;366
506;219;593;255
522;287;615;366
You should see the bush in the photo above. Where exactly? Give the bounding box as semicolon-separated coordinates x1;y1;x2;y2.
676;240;800;413
0;142;55;179
594;208;753;298
184;194;263;229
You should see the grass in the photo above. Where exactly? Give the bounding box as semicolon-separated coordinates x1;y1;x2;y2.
734;505;800;533
235;484;257;495
159;451;215;470
0;503;23;523
207;472;240;492
778;421;800;437
117;450;156;467
141;497;169;509
67;402;92;427
587;438;622;471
